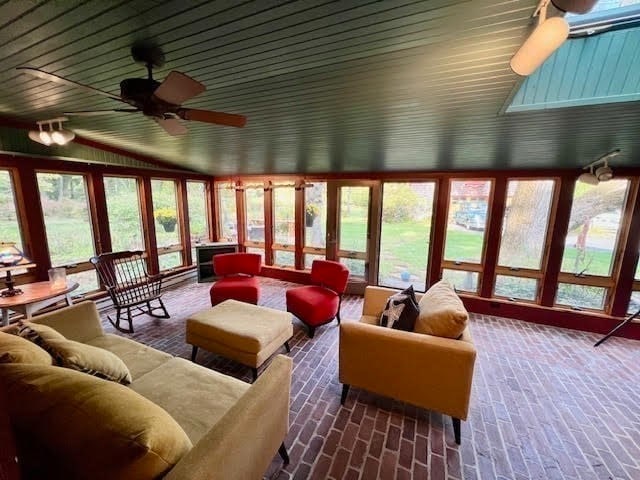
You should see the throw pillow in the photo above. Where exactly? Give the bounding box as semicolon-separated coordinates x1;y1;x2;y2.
415;280;468;339
379;285;420;331
18;321;132;384
0;330;53;365
0;363;192;479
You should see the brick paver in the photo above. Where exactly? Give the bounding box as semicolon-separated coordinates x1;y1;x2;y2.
100;277;640;479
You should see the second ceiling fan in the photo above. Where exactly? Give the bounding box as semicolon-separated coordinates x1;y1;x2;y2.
17;41;247;136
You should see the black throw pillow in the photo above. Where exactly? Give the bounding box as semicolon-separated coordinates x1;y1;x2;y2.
379;285;420;332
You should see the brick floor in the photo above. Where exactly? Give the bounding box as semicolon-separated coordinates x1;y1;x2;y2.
100;277;640;479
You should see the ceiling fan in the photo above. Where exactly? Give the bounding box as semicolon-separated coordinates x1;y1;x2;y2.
16;41;246;136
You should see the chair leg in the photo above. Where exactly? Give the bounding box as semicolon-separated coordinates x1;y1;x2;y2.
307;326;315;338
336;310;341;324
278;442;290;465
284;341;291;353
452;417;461;445
191;346;198;362
341;384;350;405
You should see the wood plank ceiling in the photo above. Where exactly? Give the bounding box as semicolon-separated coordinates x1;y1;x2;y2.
0;0;638;175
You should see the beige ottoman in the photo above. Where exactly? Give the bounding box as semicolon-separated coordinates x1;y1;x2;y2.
186;299;293;381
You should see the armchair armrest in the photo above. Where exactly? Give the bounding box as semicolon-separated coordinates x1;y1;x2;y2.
166;355;292;480
339;321;476;420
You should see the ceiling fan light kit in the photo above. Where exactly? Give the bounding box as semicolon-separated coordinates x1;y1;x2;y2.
510;0;569;76
28;117;75;146
578;149;620;185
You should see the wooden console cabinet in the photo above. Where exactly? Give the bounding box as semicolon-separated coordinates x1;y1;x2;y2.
196;242;238;282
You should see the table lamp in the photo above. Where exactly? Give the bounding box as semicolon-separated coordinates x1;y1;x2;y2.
0;242;36;297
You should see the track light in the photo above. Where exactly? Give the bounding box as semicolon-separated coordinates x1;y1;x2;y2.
510;0;569;76
28;117;75;146
578;149;620;185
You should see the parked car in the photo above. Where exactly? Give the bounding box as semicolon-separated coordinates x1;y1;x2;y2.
454;206;487;230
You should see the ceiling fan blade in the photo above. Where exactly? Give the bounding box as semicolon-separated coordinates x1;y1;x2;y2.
153;71;205;105
179;108;247;128
16;66;124;102
64;109;140;116
155;117;188;136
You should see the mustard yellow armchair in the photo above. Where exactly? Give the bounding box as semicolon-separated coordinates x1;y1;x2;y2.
339;286;476;444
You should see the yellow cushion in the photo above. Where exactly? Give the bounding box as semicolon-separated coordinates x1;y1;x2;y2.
49;338;132;384
415;280;468;339
18;321;132;384
0;330;52;365
1;363;193;480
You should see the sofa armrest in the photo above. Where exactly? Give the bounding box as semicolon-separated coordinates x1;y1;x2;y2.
339;321;476;420
31;301;104;343
362;286;424;317
165;355;292;480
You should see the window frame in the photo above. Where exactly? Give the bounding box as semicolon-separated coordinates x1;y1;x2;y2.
440;178;495;295
377;180;436;292
554;176;633;312
186;179;212;261
35;169;100;292
150;178;184;272
271;183;296;268
491;177;559;303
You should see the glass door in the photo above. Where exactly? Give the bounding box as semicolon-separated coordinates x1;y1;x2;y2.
328;182;377;291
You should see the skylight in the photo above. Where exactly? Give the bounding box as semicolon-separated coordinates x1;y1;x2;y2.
567;0;640;37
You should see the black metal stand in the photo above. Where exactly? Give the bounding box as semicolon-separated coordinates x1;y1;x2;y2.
0;270;23;297
594;307;640;347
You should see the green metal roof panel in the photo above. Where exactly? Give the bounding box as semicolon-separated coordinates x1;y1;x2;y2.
507;26;640;112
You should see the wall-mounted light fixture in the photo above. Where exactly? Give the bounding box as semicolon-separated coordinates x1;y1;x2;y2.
510;0;570;76
578;149;621;185
28;117;75;146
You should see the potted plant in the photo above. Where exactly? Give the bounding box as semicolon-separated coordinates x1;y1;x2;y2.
305;204;319;227
154;208;177;232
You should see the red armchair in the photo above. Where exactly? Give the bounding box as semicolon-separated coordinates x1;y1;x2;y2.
286;260;349;338
209;252;262;306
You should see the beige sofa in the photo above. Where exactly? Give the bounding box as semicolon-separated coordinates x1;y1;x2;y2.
1;301;292;480
339;285;476;444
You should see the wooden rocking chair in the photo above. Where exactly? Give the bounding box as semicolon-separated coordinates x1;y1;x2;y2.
90;250;170;333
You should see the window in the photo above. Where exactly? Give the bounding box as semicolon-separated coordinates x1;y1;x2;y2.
304;182;327;268
217;185;237;242
378;182;435;291
272;185;295;267
187;181;209;264
151;179;182;270
244;184;265;258
0;170;23;249
494;179;555;301
104;176;144;252
37;172;98;294
556;179;630;310
442;180;492;293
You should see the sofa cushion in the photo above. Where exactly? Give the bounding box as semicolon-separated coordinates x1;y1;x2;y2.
46;338;132;384
379;285;419;331
18;322;131;384
130;357;250;444
1;363;192;480
17;321;65;352
0;330;52;365
415;280;468;339
86;334;173;380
